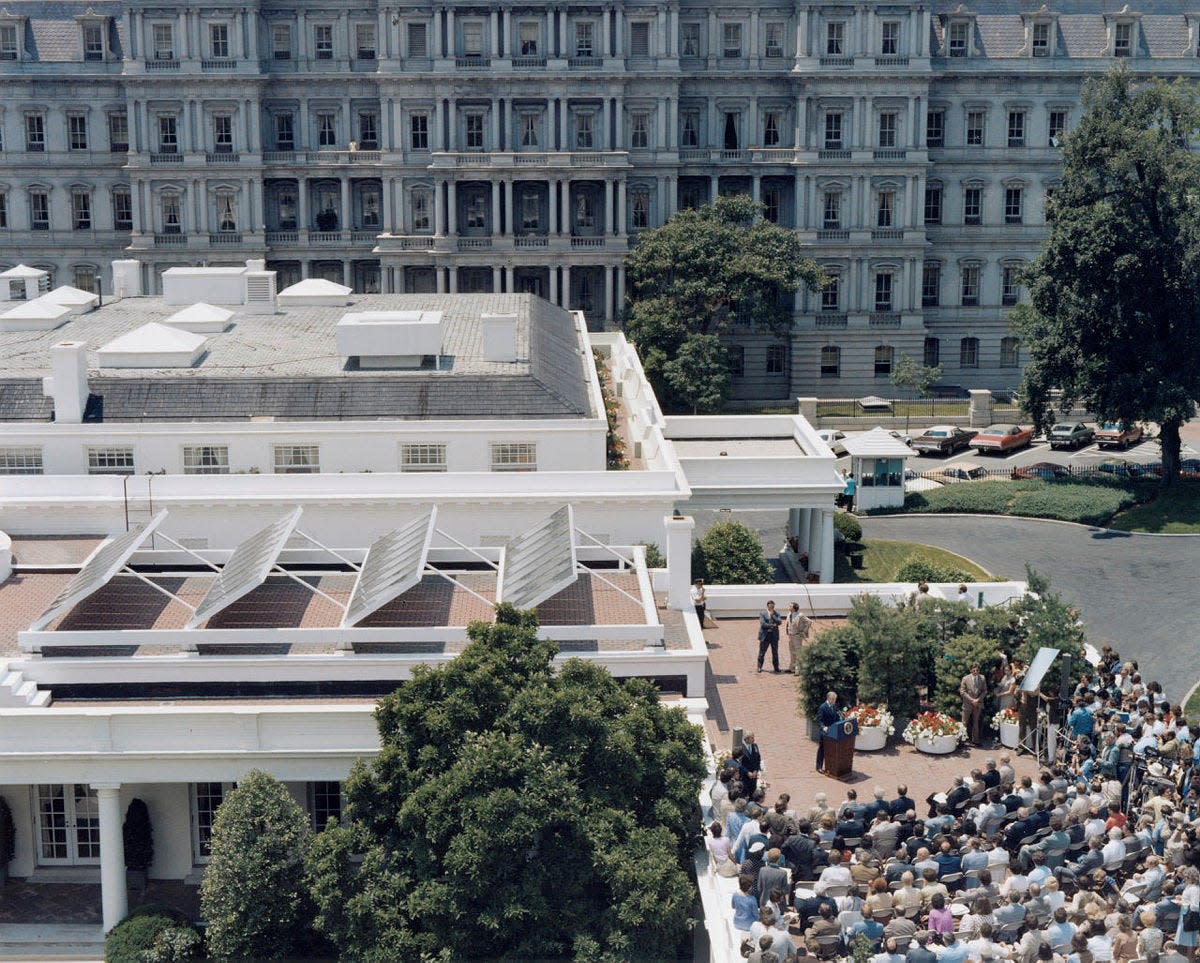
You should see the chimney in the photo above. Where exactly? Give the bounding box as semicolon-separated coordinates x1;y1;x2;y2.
245;258;266;272
45;341;89;423
480;313;519;363
111;260;142;299
242;270;277;315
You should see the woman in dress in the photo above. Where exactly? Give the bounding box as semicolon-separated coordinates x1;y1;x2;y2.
1174;866;1200;959
706;820;740;878
997;660;1018;713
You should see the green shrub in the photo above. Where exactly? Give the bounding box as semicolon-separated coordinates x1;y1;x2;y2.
1009;483;1141;526
849;595;932;720
638;541;666;568
691;520;773;584
104;914;181;963
934;634;1003;715
122;798;153;873
895;553;974;584
833;512;863;544
797;625;859;716
0;795;14;867
143;925;203;963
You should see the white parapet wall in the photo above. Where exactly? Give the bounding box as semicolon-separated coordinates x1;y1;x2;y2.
703;581;1028;616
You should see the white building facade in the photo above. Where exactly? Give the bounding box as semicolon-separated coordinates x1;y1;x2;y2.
0;1;1194;396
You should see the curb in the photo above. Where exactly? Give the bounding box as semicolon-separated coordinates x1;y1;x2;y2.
857;512;1200;538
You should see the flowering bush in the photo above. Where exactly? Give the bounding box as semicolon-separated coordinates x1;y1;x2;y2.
991;707;1019;731
847;704;895;736
902;711;968;746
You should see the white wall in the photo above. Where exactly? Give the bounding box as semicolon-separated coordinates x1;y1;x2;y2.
133;783;193;880
1;785;34;877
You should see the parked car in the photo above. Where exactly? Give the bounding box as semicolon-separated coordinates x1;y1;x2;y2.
926;464;990;484
888;429;913;446
1012;462;1071;481
929;384;970;399
911;425;977;456
1096;459;1149;479
816;429;848;456
1147;459;1200;480
969;424;1034;454
1094;423;1144;449
1048;422;1095;450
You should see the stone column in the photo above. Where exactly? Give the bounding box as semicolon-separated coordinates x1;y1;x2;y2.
298;178;310;230
663;513;696;610
798;508;812;565
968;389;993;428
604;179;614;234
616;180;626;233
491;180;500;234
445;9;455;56
96;784;127;932
492;265;501;291
602;7;612;56
819;510;835;584
549;180;559;234
447;180;458;234
432;8;443;59
448;267;458;292
340;178;351;231
549;265;559;302
604;265;613;321
504;179;514;234
562;264;571;306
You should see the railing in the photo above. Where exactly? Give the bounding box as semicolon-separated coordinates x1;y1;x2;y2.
873;148;908;160
205;151;240;164
309;231;344;243
453;153;492;166
201;58;237;70
679;148;712;161
457;237;492;250
304;150;381;164
819;55;854;66
154;233;186;247
514;236;549;248
265;231;299;245
455;56;491;68
815;314;848;328
393;235;434;250
815;397;970;418
568;56;602;69
869;312;902;326
514;154;544;165
571;236;605;248
262;150;297;163
818;149;851;160
752;149;794;162
209;232;243;245
817;229;850;241
511;56;546;68
150;152;183;164
145;58;180;70
871;229;904;240
719;149;748;161
875;56;910;66
351;230;378;244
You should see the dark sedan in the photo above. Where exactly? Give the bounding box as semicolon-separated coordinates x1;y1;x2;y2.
911;425;977;456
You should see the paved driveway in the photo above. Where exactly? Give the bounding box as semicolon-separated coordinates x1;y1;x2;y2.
859;514;1198;689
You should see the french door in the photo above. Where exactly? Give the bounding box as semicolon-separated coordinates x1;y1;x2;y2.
35;784;101;865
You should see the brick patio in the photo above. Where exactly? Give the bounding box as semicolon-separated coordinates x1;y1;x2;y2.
0;878;200;924
702;617;1043;806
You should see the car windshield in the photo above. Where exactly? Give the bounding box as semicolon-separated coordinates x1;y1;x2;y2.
983;425;1008;433
1099;424;1120;431
1052;424;1073;432
927;430;949;438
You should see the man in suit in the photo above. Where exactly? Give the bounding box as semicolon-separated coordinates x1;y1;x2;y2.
889;785;914;819
815;691;841;774
960;663;987;746
981;758;1002;789
740;732;763;796
756;600;783;673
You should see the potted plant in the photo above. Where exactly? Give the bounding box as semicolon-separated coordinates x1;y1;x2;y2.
123;798;153;890
902;711;968;755
847;704;894;751
992;707;1020;749
0;795;14;887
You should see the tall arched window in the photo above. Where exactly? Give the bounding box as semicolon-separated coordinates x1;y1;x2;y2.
960;337;979;368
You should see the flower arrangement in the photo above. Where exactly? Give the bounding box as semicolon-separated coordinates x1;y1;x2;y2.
902;711;968;746
848;703;895;736
991;707;1019;731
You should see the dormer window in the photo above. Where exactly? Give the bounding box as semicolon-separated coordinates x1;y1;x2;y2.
1113;21;1132;57
82;21;106;61
152;23;175;60
948;21;969;57
0;23;19;60
1031;22;1050;56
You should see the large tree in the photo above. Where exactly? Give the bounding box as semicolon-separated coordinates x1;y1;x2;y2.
306;605;706;962
624;194;823;409
1014;70;1200;485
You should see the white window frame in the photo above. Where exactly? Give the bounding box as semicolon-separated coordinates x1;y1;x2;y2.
272;23;291;60
960;267;980;307
876;190;894;228
575;21;594;57
820;345;841;378
209;22;230;59
355;22;376;59
1002;266;1021;306
400;443;447;472
183;444;230;474
0;447;43;474
947;21;969;57
874;272;894;312
82;21;105;61
0;23;18;60
764;22;784;58
313;23;334;60
152;22;175;60
191;782;234;863
87;447;135;475
29;189;49;230
461;20;484;56
877;112;897;148
490;442;537;472
826;21;844;55
630;111;649;150
273;444;320;474
112;188;132;229
881;20;900;55
821;272;841;311
309;781;343;831
1031;21;1050;56
71;190;92;230
1004;186;1023;224
68;114;88;151
722;22;742;59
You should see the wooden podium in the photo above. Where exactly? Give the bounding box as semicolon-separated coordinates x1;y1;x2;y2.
822;718;858;779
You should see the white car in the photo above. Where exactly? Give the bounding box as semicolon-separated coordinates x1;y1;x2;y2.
816;429;848;456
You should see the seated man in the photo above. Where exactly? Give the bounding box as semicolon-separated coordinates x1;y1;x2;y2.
804;901;840;953
814;849;852;895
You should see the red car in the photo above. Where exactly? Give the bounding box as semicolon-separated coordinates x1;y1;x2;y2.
1094;423;1144;450
969;423;1033;454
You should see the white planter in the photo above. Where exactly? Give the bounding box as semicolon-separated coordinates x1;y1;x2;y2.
998;721;1020;749
856;725;888;751
915;734;960;755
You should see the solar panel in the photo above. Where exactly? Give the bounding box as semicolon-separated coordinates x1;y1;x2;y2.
341;508;437;627
497;505;578;611
186;508;303;629
30;512;169;630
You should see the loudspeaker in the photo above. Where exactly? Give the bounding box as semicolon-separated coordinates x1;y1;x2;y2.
1058;654;1074;702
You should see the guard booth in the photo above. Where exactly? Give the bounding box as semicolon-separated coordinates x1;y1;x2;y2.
842;427;912;513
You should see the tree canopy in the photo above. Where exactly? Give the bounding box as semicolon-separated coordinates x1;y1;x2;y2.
306;605;706;962
1014;70;1200;484
624;195;823;410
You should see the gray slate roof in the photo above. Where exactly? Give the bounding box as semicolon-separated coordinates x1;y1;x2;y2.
19;3;125;63
932;1;1195;59
0;293;596;423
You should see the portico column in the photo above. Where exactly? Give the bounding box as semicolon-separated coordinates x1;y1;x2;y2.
787;507;801;542
798;508;812;565
664;513;696;610
562;264;571;307
96;784;127;932
819;510;835;584
604;265;613;321
549;180;559;234
492;265;501;291
503;179;514;235
549;265;559;302
447;180;458;234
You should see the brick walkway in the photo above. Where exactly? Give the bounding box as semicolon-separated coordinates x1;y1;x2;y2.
0;879;200;924
702;617;1043;806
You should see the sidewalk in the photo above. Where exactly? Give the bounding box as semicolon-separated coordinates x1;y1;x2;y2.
702;617;1042;806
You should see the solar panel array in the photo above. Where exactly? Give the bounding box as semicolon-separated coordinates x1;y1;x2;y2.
497;505;578;611
185;508;302;629
30;512;168;630
342;509;437;627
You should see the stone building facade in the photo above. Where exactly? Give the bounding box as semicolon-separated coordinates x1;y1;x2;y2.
2;1;1197;395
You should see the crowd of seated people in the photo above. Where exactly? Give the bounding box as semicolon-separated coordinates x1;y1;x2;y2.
708;647;1200;962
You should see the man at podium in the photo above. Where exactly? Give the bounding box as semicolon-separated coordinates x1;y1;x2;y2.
816;691;842;774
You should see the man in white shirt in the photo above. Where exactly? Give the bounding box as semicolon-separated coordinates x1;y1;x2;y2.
814;857;852;896
1102;827;1127;870
1084;811;1107;841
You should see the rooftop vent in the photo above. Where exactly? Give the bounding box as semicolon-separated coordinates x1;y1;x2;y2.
163;302;236;333
480;313;519;363
0;265;50;303
335;310;443;369
40;285;101;315
242;270;277;315
162;266;253;306
97;322;208;369
42;341;89;424
277;278;352;307
0;297;73;332
112;259;143;298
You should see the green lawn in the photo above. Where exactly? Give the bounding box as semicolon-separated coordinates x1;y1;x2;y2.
1184;686;1200;722
834;539;995;583
1108;484;1200;533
